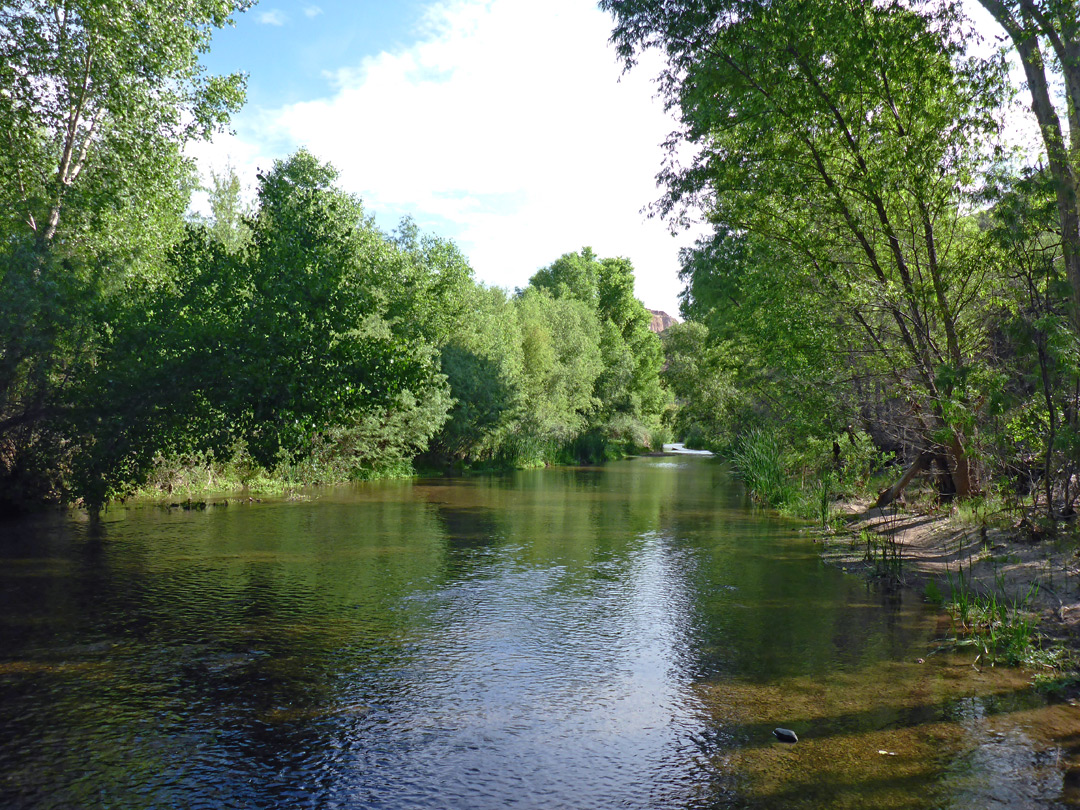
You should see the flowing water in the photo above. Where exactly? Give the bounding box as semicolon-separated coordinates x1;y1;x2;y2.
0;457;1078;809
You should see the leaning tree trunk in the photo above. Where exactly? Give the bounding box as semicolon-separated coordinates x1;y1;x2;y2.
875;451;933;508
874;431;974;508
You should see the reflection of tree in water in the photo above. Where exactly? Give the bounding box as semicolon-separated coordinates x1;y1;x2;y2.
659;460;934;684
434;504;503;550
433;502;507;582
0;461;1073;809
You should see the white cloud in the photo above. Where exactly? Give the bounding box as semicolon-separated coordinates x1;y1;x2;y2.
202;0;696;314
258;9;288;26
303;5;323;18
195;0;1048;316
185;131;269;215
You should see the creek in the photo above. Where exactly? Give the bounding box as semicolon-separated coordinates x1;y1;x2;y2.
0;456;1077;808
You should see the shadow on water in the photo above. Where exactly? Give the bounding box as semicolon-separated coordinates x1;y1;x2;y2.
0;456;1078;809
433;503;503;553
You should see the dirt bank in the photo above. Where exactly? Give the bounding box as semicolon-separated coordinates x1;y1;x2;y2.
821;502;1080;651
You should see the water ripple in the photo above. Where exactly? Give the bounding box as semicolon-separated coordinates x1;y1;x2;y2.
0;459;1072;808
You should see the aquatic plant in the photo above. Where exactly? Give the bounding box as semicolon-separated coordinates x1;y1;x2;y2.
732;428;793;508
943;562;1044;666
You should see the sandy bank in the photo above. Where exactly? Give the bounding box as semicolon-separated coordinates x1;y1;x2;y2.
821;502;1080;649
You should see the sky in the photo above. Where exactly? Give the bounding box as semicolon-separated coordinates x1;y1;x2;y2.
190;0;1028;317
191;0;700;316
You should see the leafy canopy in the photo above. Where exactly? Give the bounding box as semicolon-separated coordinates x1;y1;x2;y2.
0;0;250;258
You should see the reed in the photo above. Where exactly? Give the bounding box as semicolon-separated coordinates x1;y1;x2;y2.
943;562;1042;666
732;428;793;508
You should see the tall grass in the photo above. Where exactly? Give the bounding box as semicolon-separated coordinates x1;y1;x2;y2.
818;470;833;528
943;562;1043;666
732;428;793;507
729;428;895;518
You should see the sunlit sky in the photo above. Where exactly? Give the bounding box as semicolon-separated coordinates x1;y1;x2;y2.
191;0;1022;317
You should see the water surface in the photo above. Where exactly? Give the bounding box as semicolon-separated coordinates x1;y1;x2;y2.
1;457;1077;808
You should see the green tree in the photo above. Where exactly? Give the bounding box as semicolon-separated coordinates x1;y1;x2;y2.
594;256;667;425
388;217;477;347
977;0;1080;329
512;287;603;460
660;320;739;449
0;0;251;509
676;227;861;449
531;248;668;447
0;245;106;507
432;286;524;464
530;247;601;306
383;219;530;466
0;0;249;256
603;0;1006;498
232;151;445;465
980;167;1080;515
58;151;452;507
196;163;254;255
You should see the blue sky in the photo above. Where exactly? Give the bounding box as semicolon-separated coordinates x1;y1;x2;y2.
190;0;699;315
202;1;434;108
190;0;1027;316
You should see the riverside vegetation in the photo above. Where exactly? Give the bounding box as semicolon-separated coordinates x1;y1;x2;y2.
610;0;1080;681
0;2;670;513
4;0;1080;679
609;0;1080;686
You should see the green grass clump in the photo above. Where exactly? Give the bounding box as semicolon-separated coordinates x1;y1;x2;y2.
924;578;943;605
952;494;1011;530
943;563;1045;667
732;428;794;508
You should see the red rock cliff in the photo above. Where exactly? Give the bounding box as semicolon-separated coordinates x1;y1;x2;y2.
647;309;678;334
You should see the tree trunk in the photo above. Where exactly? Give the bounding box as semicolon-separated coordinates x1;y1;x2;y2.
946;435;974;500
978;0;1080;330
933;453;957;500
875;451;933;508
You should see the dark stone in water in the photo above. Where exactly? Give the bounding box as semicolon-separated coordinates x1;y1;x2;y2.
773;728;798;743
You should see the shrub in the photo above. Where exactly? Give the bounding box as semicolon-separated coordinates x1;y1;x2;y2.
732;428;793;507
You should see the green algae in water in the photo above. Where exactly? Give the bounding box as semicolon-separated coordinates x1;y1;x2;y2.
0;457;1077;809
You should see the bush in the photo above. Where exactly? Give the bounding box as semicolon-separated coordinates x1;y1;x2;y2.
683;424;709;450
732;428;794;507
649;423;673;450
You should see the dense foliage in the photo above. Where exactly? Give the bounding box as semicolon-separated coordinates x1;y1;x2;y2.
604;0;1080;517
0;1;669;512
16;0;1078;521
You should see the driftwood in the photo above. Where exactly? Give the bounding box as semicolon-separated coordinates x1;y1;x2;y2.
875;451;933;508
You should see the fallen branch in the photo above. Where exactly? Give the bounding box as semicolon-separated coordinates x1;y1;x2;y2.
875;451;933;508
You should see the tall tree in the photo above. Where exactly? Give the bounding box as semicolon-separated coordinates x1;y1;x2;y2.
433;287;524;464
515;287;603;449
602;0;1004;497
0;0;251;508
198;163;254;255
62;151;452;507
0;0;249;255
977;0;1080;328
661;320;739;448
531;248;667;435
676;228;859;448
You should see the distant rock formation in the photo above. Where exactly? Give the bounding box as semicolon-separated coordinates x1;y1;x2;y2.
647;309;678;334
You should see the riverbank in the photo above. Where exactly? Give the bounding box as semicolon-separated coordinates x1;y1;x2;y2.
119;444;670;509
661;442;715;456
821;500;1080;683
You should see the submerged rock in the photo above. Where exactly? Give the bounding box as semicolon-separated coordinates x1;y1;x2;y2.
773;727;798;743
